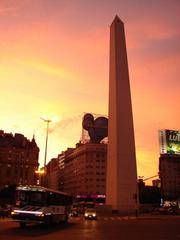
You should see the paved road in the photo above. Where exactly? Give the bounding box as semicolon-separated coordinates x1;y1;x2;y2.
0;215;179;240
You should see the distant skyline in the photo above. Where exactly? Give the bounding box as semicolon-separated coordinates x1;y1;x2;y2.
0;0;179;183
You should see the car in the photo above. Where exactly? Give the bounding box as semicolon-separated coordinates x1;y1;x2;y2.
158;206;176;214
84;208;97;220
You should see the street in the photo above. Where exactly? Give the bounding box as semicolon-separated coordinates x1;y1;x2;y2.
0;215;179;240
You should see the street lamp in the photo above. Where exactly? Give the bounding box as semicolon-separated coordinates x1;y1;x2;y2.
35;169;45;185
41;117;52;167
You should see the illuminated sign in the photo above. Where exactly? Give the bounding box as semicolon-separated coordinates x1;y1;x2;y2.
159;130;180;155
76;194;106;199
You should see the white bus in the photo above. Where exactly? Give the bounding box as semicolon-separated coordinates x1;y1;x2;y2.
11;185;72;227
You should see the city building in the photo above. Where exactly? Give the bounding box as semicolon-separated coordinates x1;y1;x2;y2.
46;158;59;190
45;148;74;191
58;148;74;191
63;143;107;199
159;154;180;199
45;142;107;204
159;129;180;200
0;130;39;189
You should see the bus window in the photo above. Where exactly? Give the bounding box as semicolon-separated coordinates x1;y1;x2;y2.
16;190;46;207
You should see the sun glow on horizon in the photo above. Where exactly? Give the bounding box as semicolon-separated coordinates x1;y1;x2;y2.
0;0;179;183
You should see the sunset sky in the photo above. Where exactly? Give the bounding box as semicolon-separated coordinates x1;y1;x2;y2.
0;0;179;183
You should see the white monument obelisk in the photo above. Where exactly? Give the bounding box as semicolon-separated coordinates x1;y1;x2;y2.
106;16;138;215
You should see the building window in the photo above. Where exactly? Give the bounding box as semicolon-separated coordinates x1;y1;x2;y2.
20;168;23;178
6;167;11;177
25;169;28;178
14;166;18;176
96;153;100;158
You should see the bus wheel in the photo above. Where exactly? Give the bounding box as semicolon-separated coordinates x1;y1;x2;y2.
19;222;26;228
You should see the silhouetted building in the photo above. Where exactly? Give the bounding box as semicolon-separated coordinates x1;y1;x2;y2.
138;178;145;192
138;179;161;205
58;148;74;191
159;154;180;199
46;158;59;190
0;130;39;189
152;179;161;188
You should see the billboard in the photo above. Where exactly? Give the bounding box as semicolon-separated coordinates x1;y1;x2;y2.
159;129;180;155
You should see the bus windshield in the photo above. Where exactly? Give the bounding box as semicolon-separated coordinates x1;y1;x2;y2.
16;190;46;207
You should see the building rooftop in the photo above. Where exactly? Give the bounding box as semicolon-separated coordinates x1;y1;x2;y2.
0;130;39;150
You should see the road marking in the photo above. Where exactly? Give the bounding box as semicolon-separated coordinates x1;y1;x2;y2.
70;216;139;222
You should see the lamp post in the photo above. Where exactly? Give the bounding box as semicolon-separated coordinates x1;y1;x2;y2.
35;169;45;185
41;117;52;167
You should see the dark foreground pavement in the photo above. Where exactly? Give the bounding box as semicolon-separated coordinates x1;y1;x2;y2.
0;214;179;240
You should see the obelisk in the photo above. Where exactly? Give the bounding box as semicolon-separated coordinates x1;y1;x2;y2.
106;16;138;215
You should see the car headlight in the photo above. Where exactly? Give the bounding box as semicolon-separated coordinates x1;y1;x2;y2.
36;213;45;217
93;214;96;217
11;211;19;215
85;213;88;217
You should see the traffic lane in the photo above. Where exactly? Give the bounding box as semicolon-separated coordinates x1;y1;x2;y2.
74;218;180;240
0;217;179;240
0;221;80;240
